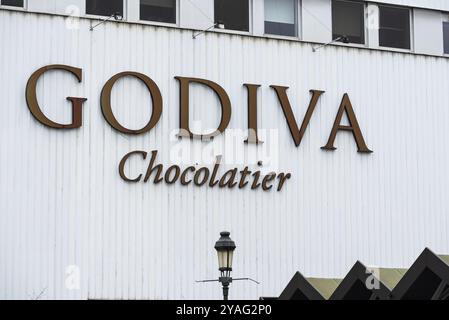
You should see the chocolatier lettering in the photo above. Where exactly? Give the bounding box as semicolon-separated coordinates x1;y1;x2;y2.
118;150;291;192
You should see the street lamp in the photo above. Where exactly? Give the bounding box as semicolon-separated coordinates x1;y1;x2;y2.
196;231;259;300
215;231;236;300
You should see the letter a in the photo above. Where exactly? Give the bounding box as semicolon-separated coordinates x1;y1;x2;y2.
322;94;372;153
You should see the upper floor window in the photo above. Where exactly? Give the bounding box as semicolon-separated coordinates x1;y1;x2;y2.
1;0;23;7
140;0;176;24
214;0;249;32
378;5;411;50
86;0;123;17
332;0;365;44
444;21;449;55
264;0;297;37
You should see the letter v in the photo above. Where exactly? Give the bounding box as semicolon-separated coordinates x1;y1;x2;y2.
270;87;324;147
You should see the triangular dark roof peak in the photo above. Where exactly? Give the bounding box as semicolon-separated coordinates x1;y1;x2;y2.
274;248;449;300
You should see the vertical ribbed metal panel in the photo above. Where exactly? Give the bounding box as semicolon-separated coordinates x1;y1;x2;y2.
1;11;449;300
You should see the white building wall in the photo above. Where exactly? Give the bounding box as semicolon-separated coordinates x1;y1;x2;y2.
10;1;449;23
252;0;265;36
180;0;213;31
18;1;449;18
27;0;86;15
2;1;449;52
1;10;449;300
127;0;140;22
414;9;444;55
301;0;332;43
367;3;380;48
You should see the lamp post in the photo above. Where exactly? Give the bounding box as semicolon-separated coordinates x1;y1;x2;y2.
214;231;236;301
196;232;258;299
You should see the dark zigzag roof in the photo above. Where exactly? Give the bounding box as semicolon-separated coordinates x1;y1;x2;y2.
269;248;449;300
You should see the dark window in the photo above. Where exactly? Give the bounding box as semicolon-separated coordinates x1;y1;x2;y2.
140;0;176;24
214;0;249;32
444;22;449;54
86;0;123;17
1;0;23;7
332;0;365;44
265;0;297;37
379;5;410;50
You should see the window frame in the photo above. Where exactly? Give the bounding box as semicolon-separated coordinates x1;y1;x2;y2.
138;0;179;27
331;0;367;46
263;0;300;39
444;17;449;56
85;0;127;21
0;0;26;10
213;0;253;35
377;4;413;51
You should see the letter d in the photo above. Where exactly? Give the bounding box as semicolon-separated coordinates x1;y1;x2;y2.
175;76;231;141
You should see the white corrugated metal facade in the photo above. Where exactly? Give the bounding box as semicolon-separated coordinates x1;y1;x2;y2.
1;2;449;300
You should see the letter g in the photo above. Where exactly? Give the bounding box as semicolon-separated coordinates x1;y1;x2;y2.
26;64;87;129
